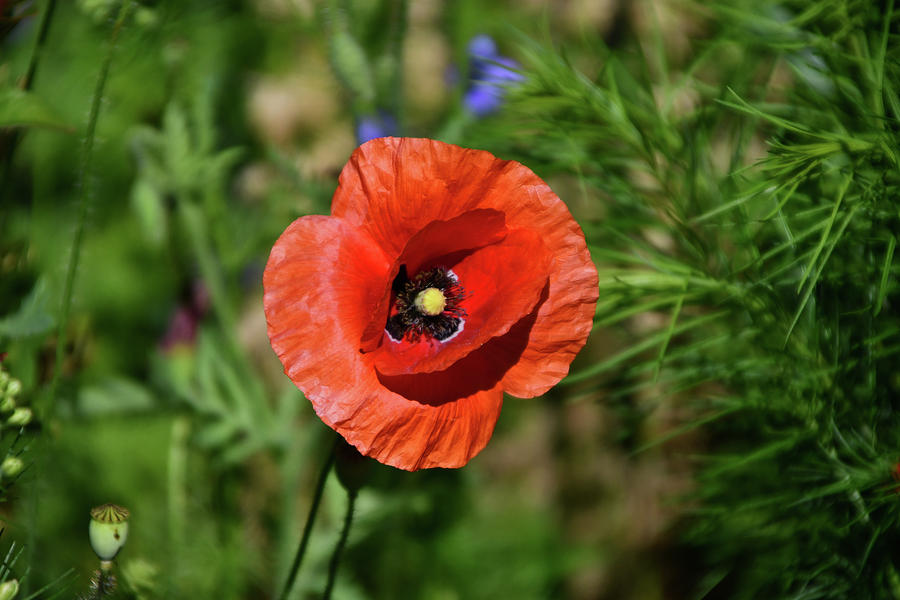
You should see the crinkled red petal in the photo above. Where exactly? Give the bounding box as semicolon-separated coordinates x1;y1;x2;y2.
372;227;552;375
263;215;504;470
332;138;511;256
333;137;599;397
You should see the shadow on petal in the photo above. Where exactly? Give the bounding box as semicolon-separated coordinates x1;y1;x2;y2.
376;283;548;406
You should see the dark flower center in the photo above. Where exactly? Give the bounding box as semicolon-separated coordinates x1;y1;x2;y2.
385;266;466;342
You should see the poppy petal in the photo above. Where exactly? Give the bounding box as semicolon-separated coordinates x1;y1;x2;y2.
478;172;599;398
358;377;504;470
264;215;393;362
358;208;508;353
372;226;553;375
332;137;598;396
332;137;509;256
264;215;504;470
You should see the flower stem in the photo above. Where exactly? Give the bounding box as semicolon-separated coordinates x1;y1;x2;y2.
23;0;59;91
92;563;115;599
323;488;357;600
45;0;134;420
277;438;336;600
23;4;132;597
0;0;58;190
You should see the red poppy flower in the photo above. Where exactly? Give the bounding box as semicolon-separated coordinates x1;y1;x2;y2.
264;138;598;470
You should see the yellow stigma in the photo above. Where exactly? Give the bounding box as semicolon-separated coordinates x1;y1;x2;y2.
414;287;446;316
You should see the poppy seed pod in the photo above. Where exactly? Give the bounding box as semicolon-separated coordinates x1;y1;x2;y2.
89;504;130;561
0;579;18;600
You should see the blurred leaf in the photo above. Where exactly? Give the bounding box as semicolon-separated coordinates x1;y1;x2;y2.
0;280;55;339
130;177;168;247
0;88;72;131
77;377;158;416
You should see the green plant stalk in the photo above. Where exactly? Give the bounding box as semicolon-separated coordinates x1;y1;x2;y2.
93;564;113;600
0;0;58;194
177;200;237;332
323;488;357;600
277;438;337;600
386;0;407;120
23;5;133;597
45;0;134;419
166;416;190;597
22;0;58;92
176;197;274;431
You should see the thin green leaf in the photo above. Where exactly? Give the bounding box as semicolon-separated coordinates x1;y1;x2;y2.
875;234;896;316
0;88;72;130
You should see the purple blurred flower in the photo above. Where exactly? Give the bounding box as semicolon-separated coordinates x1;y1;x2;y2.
160;281;209;351
160;307;198;351
464;34;524;117
356;112;398;144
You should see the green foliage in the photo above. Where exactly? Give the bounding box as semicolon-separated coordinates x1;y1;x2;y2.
1;0;899;598
0;88;71;131
474;1;900;598
0;281;55;340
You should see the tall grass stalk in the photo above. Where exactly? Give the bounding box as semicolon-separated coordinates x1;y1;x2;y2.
46;0;135;418
25;3;134;596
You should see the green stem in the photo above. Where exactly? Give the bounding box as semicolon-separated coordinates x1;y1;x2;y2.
386;0;407;119
23;5;132;597
277;438;336;600
166;416;190;597
323;488;357;600
0;0;58;192
45;0;134;420
94;566;111;599
22;0;59;91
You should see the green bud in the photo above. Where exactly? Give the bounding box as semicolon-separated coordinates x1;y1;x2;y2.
134;7;159;28
0;397;13;414
4;380;21;398
90;504;130;561
335;437;372;494
0;457;24;479
0;371;8;390
5;408;31;427
0;579;19;600
329;30;375;105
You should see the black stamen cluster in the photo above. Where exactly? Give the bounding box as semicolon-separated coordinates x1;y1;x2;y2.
385;266;466;342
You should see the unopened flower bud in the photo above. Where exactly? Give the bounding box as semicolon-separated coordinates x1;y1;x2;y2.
335;437;372;494
0;579;19;600
3;379;21;398
0;397;14;414
5;408;30;427
90;504;130;561
0;457;24;479
0;371;8;390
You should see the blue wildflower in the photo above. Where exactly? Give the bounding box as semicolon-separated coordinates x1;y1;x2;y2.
355;112;398;144
464;34;524;117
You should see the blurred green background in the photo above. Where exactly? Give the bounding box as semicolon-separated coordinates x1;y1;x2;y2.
1;0;899;598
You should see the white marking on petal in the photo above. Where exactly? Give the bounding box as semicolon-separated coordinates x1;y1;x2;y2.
439;318;465;343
